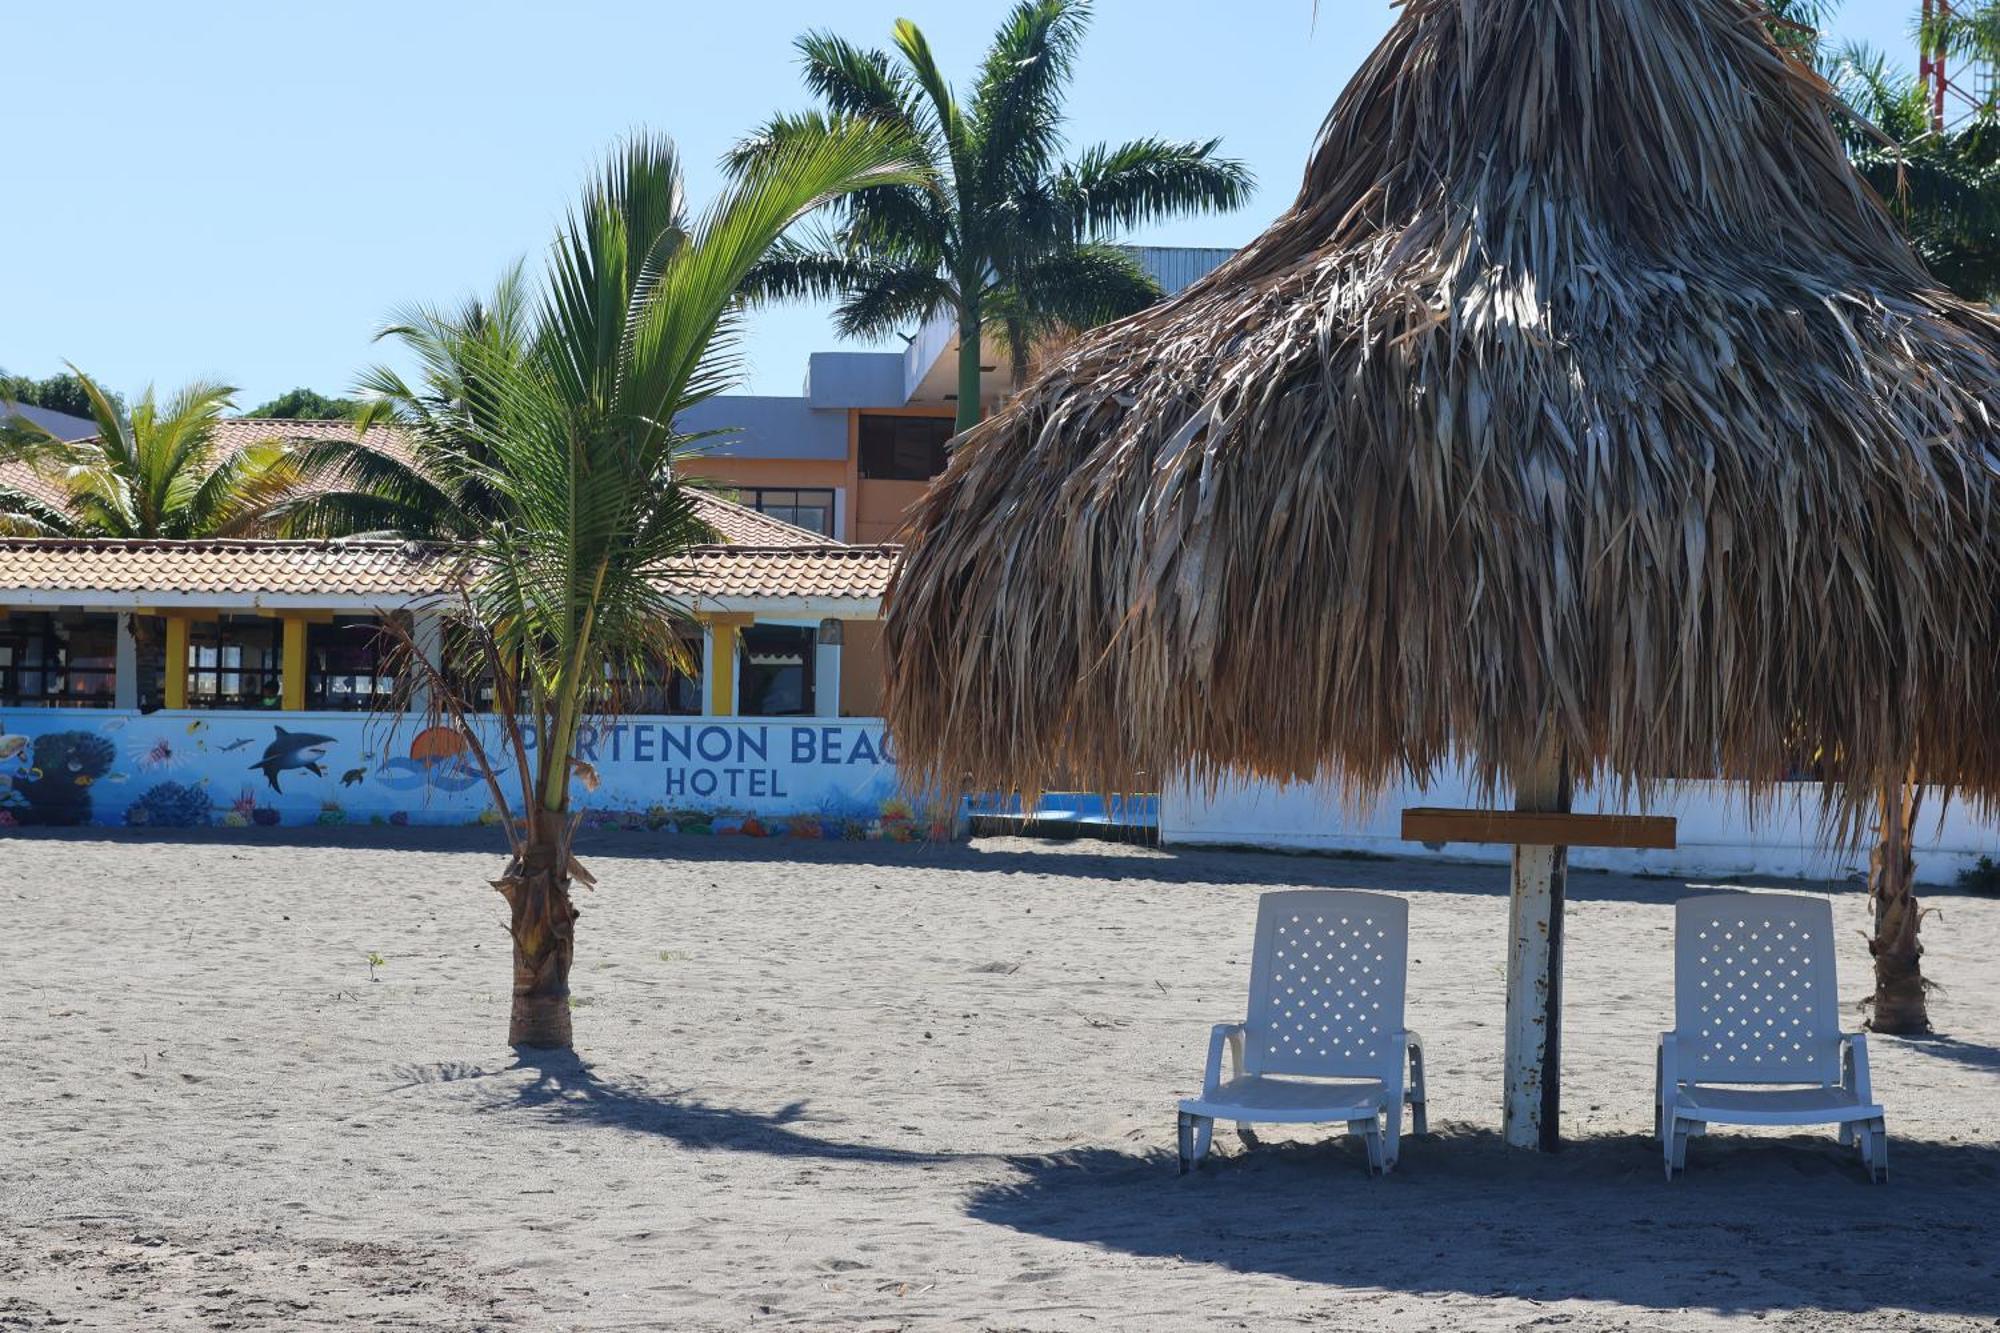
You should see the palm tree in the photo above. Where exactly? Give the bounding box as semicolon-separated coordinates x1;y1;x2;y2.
0;370;298;537
273;266;535;540
1830;44;2000;301
733;0;1254;432
387;127;916;1050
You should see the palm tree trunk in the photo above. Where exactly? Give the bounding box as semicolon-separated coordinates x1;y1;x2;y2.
955;302;984;435
1867;778;1930;1035
498;835;577;1048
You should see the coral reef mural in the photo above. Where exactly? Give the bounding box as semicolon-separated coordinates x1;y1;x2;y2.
0;711;947;839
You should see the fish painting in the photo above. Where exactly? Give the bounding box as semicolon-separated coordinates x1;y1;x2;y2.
250;726;336;793
0;735;27;762
216;737;253;753
134;737;175;770
185;720;208;735
340;768;367;787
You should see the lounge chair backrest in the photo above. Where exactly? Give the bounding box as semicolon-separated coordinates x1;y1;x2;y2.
1674;892;1841;1085
1244;890;1409;1081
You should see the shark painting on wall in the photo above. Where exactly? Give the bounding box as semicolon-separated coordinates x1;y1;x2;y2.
251;727;337;793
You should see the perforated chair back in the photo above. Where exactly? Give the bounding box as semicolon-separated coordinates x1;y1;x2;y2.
1674;892;1841;1086
1243;890;1409;1082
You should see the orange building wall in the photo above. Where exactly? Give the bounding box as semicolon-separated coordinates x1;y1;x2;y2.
838;620;886;717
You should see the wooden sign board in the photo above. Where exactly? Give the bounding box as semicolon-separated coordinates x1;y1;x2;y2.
1400;807;1678;850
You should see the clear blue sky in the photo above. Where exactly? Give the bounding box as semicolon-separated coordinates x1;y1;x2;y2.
6;1;1916;408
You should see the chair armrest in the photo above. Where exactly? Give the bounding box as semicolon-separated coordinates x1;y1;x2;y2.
1204;1023;1247;1098
1404;1028;1425;1055
1841;1032;1874;1104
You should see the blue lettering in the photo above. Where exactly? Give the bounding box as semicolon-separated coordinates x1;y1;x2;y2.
633;727;655;763
739;727;767;764
577;726;600;762
663;725;693;762
877;730;895;764
848;730;878;765
691;769;717;797
791;726;815;764
696;726;733;762
662;767;686;797
819;726;843;766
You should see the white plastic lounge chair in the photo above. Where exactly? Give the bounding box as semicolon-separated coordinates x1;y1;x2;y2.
1178;890;1426;1175
1658;892;1886;1182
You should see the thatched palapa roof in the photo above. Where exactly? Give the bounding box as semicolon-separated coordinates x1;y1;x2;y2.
883;0;2000;804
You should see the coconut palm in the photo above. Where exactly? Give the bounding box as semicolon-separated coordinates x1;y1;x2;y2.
732;0;1253;432
273;266;534;540
0;370;298;537
387;127;916;1050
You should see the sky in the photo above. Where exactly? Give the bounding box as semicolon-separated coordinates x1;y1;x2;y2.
6;1;1917;409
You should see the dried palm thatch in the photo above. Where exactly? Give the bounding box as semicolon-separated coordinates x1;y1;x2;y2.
884;0;2000;812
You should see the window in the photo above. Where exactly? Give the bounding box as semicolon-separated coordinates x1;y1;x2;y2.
307;617;399;711
732;487;836;538
187;617;282;709
737;625;815;717
857;414;954;481
0;613;119;708
609;637;703;716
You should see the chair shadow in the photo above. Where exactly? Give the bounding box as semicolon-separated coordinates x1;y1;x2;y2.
963;1127;2000;1316
481;1048;959;1166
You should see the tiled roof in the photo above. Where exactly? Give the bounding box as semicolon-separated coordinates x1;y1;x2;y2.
0;538;456;597
0;537;897;604
685;490;829;547
6;418;832;548
678;546;898;600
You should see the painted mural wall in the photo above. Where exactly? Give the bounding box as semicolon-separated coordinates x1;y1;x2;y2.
0;709;948;841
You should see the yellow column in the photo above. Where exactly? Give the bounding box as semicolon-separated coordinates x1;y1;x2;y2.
702;614;752;716
281;613;308;711
163;613;190;709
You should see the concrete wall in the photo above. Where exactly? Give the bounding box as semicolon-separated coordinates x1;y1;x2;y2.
677;395;848;461
1161;772;2000;887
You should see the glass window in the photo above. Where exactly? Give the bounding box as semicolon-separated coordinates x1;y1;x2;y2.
608;637;702;716
730;487;836;537
186;617;282;709
0;613;120;708
857;414;954;481
307;617;399;712
737;625;815;717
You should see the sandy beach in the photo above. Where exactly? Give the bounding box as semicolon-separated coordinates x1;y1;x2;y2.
4;828;1997;1331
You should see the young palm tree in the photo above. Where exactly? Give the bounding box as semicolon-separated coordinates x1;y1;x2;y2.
391;127;915;1050
273;267;535;540
0;370;298;537
733;0;1253;432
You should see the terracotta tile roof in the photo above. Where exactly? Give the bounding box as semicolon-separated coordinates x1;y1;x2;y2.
678;546;899;601
684;490;830;547
0;538;456;598
0;538;898;604
0;416;882;602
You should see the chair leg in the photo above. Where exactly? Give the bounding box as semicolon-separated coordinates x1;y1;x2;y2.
1192;1116;1214;1165
1348;1119;1382;1175
1408;1044;1429;1137
1668;1117;1695;1178
1236;1123;1261;1151
1177;1112;1194;1175
1865;1118;1888;1183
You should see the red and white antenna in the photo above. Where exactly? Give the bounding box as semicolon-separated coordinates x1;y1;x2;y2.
1921;0;1994;132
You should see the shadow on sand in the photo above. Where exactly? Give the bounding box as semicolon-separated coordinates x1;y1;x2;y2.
462;1050;2000;1318
486;1048;963;1166
963;1128;2000;1317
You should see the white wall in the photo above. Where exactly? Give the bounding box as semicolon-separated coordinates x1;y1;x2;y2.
1161;772;2000;886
